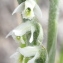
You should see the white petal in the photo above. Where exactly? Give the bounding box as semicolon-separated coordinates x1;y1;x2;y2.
13;30;22;36
6;31;13;38
12;33;19;42
6;31;20;43
29;31;34;43
10;52;22;63
34;3;42;21
25;0;36;9
27;52;39;63
12;21;35;36
12;2;25;15
37;23;43;42
6;21;36;44
18;46;38;57
10;52;20;60
29;26;35;43
7;21;31;37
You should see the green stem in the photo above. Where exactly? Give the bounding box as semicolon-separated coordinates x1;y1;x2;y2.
59;43;63;63
47;0;59;63
17;0;37;4
17;0;26;4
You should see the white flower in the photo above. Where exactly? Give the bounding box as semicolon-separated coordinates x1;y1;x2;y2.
18;46;40;63
10;46;47;63
12;0;42;20
10;46;40;63
6;21;36;43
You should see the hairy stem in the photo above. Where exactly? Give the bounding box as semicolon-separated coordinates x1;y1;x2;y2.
17;0;26;4
59;43;63;63
47;0;59;63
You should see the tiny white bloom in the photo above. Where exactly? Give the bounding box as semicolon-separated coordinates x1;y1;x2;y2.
11;46;40;63
22;0;35;19
18;46;40;63
12;0;42;20
6;21;36;43
18;46;38;57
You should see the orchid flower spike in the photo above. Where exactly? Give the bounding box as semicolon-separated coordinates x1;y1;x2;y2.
6;21;36;44
12;0;42;20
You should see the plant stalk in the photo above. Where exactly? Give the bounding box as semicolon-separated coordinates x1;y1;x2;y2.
47;0;59;63
17;0;26;4
59;43;63;63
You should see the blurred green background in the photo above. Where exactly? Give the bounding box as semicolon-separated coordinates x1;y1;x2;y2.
0;0;63;63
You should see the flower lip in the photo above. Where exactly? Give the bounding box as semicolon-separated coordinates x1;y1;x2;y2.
22;0;35;19
26;7;31;14
27;7;31;12
25;7;31;16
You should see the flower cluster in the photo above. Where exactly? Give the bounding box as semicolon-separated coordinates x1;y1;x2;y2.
7;0;47;63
